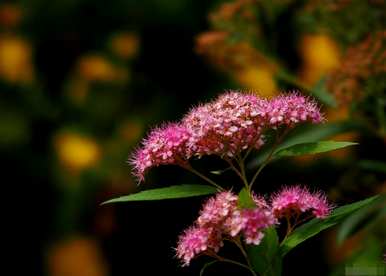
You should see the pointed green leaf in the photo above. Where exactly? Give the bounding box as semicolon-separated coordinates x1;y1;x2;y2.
248;227;282;276
280;195;380;256
238;188;256;209
336;195;386;245
248;122;357;168
279;121;358;148
102;184;217;204
275;141;358;157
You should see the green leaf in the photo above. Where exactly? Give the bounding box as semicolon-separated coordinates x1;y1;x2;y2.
238;188;256;209
248;122;357;168
282;121;358;146
248;227;282;276
275;141;358;157
280;195;380;256
102;184;217;204
336;195;386;245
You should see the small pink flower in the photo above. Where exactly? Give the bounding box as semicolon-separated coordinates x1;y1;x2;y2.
271;185;332;219
129;123;189;181
264;93;323;127
225;208;276;245
183;92;266;158
252;193;269;208
241;208;276;245
304;191;332;218
224;210;245;237
176;226;223;266
197;191;238;227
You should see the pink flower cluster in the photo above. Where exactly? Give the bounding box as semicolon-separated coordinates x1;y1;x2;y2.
176;186;332;266
271;185;332;219
183;92;267;158
225;208;277;245
131;91;323;181
176;191;275;266
263;93;323;127
130;123;190;181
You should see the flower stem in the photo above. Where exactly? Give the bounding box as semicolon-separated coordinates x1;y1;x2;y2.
248;146;276;193
285;215;292;238
237;155;249;188
242;146;254;162
249;128;290;192
225;157;249;190
182;164;224;191
211;253;258;276
234;237;253;269
292;214;313;229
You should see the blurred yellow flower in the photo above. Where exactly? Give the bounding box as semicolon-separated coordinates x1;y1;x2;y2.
77;54;127;82
110;32;139;60
54;132;101;172
299;34;340;85
235;66;278;97
0;35;34;83
48;237;108;276
0;3;23;28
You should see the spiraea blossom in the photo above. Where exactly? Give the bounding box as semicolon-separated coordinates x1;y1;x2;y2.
271;185;333;219
130;91;323;181
222;193;276;245
225;207;276;245
263;93;323;127
176;226;223;266
176;190;275;265
130;123;189;181
183;92;267;158
197;191;275;245
176;187;332;266
177;191;239;266
197;191;238;227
